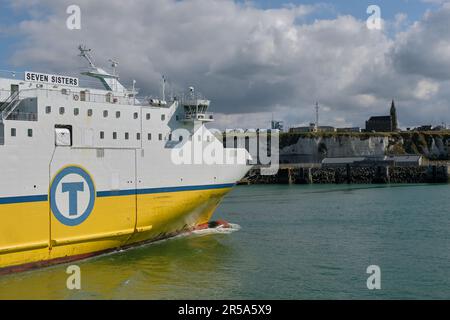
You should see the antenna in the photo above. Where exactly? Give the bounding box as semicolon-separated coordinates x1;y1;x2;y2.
315;101;319;131
78;44;96;68
162;75;166;101
109;59;119;76
132;79;136;105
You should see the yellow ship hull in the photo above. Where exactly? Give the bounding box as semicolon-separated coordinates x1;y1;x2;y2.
0;185;233;273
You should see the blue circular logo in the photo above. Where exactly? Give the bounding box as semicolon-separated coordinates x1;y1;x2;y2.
50;166;96;226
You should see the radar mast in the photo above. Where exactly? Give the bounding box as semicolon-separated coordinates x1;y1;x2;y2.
78;45;129;93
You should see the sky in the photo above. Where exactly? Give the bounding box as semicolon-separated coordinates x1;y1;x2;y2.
0;0;450;130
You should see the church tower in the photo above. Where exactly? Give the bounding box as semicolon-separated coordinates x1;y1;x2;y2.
390;99;398;131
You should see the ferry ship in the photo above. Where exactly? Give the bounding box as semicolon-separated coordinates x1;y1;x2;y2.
0;46;250;273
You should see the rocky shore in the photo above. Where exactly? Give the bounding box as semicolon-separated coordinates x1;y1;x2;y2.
239;165;449;185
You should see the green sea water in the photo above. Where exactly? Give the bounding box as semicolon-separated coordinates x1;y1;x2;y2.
1;184;449;299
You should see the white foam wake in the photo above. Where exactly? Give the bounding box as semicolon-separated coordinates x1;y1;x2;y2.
191;223;241;236
107;223;241;256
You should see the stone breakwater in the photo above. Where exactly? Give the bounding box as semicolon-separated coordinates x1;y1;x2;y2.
240;165;449;185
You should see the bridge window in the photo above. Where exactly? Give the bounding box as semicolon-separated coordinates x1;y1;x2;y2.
125;132;129;140
134;112;138;119
146;113;150;120
45;106;51;114
158;133;163;140
169;133;172;141
11;128;16;137
59;107;65;115
136;133;141;140
74;108;79;116
161;114;165;121
27;129;33;137
116;111;121;118
87;109;93;117
100;131;104;139
147;133;152;140
103;110;108;118
113;132;117;140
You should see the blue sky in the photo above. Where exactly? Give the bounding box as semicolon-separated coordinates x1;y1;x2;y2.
245;0;435;20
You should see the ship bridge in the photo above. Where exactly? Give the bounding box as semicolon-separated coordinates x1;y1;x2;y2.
179;88;214;123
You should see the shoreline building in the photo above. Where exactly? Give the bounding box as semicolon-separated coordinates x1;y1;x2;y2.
271;120;284;132
289;123;336;133
365;100;398;132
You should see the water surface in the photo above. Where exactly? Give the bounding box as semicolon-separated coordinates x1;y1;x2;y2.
1;184;449;299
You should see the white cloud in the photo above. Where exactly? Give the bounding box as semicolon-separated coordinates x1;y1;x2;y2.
414;79;440;100
5;0;450;129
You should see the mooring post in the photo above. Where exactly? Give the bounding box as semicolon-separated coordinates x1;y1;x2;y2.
307;167;312;184
346;164;351;184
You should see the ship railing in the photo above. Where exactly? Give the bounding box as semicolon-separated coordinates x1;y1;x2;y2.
0;87;145;106
179;92;209;105
5;111;38;121
0;86;184;111
1;91;22;120
0;89;13;103
0;90;19;111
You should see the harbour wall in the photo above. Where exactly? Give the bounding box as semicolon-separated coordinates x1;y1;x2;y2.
222;131;450;163
239;165;449;185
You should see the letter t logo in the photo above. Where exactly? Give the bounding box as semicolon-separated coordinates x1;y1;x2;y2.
62;182;84;216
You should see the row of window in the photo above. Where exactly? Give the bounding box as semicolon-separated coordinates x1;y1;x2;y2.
99;131;181;142
8;127;180;142
45;106;166;120
8;127;210;143
10;128;33;137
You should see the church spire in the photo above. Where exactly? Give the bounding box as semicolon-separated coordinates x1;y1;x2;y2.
390;99;398;131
